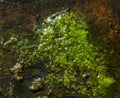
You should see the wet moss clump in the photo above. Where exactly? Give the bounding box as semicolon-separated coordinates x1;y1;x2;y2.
25;12;114;97
6;11;115;97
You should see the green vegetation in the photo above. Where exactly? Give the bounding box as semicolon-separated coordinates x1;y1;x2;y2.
0;1;120;98
10;12;114;97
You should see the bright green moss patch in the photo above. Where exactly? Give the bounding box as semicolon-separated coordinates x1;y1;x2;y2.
9;12;114;97
27;12;114;97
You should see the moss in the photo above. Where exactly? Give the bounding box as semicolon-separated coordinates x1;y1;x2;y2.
4;10;114;97
8;83;14;98
10;63;23;81
26;12;114;97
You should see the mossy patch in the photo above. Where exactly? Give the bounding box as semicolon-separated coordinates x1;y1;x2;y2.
25;12;114;97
